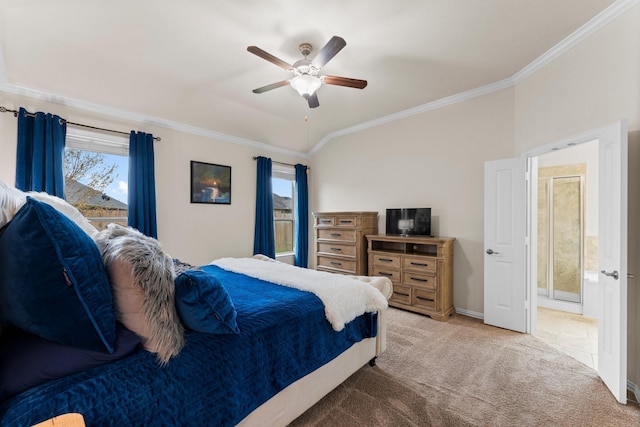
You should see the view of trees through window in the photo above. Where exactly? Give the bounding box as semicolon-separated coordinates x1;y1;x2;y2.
64;148;129;230
273;177;294;254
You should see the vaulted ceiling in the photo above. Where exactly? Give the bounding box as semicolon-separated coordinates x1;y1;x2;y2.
0;0;622;157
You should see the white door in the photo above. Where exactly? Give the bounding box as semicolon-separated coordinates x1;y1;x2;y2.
484;157;527;332
597;121;627;403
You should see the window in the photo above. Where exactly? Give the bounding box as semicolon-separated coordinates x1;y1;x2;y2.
272;165;296;255
64;129;129;230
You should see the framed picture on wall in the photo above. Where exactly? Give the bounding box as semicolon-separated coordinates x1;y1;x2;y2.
190;161;231;204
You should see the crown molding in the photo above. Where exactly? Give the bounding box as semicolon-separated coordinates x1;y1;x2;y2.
0;81;309;160
0;0;635;158
512;0;639;83
309;78;515;155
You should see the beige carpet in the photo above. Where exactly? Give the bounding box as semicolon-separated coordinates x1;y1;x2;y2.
290;308;640;426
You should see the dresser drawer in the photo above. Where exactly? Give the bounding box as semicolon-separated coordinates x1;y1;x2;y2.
402;272;437;290
334;216;357;227
315;215;357;227
317;242;356;257
371;253;401;269
390;284;411;305
317;266;352;276
315;216;336;227
412;288;437;310
317;228;356;242
317;256;356;273
371;266;400;283
402;256;437;273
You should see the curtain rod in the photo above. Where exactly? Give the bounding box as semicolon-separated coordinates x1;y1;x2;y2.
252;156;309;170
0;106;161;141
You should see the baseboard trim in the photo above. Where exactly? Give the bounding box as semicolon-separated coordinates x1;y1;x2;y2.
454;307;483;320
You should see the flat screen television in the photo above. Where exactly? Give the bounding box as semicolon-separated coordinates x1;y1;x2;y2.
386;208;432;237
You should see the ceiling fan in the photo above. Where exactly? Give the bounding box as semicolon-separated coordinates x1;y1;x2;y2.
247;36;367;108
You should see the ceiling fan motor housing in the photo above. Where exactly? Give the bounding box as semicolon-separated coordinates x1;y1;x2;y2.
299;43;313;57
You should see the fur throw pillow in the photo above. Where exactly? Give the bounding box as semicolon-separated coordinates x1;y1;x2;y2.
95;224;184;365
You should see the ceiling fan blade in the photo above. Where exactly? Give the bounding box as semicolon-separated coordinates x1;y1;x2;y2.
311;36;346;68
252;80;290;94
247;46;293;71
307;93;319;108
323;75;368;89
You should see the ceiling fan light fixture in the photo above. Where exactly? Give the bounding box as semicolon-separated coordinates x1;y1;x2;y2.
290;74;321;99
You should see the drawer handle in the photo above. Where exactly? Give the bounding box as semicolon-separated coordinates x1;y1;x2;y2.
330;261;342;266
379;272;393;277
379;258;394;262
410;262;429;267
320;219;332;223
410;277;429;282
330;233;342;237
416;296;435;302
330;247;342;252
394;291;409;297
339;220;353;224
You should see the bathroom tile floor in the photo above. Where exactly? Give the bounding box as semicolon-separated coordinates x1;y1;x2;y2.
535;307;640;408
535;307;598;370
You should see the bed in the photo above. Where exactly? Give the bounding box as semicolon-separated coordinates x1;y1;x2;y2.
0;186;391;426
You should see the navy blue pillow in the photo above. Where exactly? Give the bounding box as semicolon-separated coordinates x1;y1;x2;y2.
174;269;240;334
0;323;140;401
0;197;116;353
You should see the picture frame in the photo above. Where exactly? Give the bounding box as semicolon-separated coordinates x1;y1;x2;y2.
190;161;231;204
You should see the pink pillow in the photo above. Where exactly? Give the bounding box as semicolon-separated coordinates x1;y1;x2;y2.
107;259;154;350
96;224;184;365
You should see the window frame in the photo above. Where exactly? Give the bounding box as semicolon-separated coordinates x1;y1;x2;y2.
65;128;129;229
272;164;296;258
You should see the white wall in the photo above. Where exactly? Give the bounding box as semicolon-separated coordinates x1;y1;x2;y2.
311;88;515;315
0;92;303;266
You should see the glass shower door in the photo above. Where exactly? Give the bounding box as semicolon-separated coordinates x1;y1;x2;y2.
538;174;583;304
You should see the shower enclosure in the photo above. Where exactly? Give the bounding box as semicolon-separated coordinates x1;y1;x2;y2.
537;165;585;311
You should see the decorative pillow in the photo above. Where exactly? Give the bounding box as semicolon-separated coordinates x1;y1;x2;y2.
0;179;26;229
0;323;140;401
95;224;184;365
174;269;240;334
0;197;116;353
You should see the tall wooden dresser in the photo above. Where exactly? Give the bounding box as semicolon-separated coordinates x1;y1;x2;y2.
367;234;455;321
313;212;378;276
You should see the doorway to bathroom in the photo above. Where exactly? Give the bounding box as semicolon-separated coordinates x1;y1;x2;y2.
485;120;627;402
533;140;599;369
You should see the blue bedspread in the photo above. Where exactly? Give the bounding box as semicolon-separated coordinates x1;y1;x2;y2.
0;265;377;426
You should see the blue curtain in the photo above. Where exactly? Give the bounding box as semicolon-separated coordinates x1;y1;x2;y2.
294;164;309;267
128;131;158;238
15;107;66;197
253;156;275;258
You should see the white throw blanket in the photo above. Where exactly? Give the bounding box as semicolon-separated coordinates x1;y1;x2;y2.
211;256;389;331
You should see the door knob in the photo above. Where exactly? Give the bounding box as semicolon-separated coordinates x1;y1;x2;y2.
486;249;500;255
600;270;619;280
